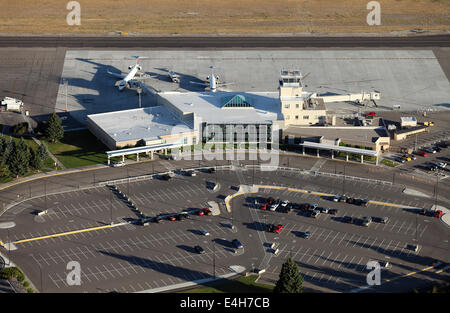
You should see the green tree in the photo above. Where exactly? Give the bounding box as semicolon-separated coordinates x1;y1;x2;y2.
0;135;5;155
45;113;64;143
6;139;29;177
29;147;43;170
37;143;49;160
274;257;303;293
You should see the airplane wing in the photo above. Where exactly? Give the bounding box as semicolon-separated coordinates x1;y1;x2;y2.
107;70;125;79
217;82;235;87
190;81;209;86
132;73;155;81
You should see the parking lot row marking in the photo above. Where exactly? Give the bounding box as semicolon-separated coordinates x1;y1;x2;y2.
13;222;128;245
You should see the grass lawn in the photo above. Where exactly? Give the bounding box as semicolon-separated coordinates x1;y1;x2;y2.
43;130;108;169
180;275;274;293
381;159;399;167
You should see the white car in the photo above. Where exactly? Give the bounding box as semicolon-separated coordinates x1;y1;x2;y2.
437;162;447;169
281;200;290;207
200;230;210;236
333;196;340;202
111;161;125;167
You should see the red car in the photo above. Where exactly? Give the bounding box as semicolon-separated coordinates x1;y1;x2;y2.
273;224;284;233
202;208;212;215
266;224;284;233
433;210;443;218
260;203;268;210
365;112;376;118
415;150;428;157
197;209;204;216
167;215;177;221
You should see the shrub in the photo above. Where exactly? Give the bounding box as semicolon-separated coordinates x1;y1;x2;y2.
11;122;28;136
0;267;23;280
17;273;25;282
27;288;34;293
23;281;30;287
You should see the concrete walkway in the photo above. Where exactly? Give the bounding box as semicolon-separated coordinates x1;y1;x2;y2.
30;136;66;170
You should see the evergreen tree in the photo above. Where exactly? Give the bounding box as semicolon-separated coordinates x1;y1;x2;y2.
45;113;64;143
274;257;303;293
2;137;14;167
0;135;5;155
37;143;49;161
29;147;43;170
6;139;30;177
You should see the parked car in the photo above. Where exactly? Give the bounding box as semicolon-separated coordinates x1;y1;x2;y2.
310;210;320;218
401;155;412;162
365;112;376;118
319;207;329;214
197;209;205;216
310;203;318;211
423;147;436;154
206;167;215;173
152;216;162;223
281;200;290;207
415;150;428;157
434;146;442;153
300;203;310;211
408;154;417;160
232;239;243;249
396;157;406;164
260;203;268;210
433;210;443;218
200;229;210;236
342;216;353;223
159;173;172;180
339;195;347;203
202;208;212;215
374;216;389;224
111;161;125;167
346;197;355;204
184;170;196;176
167;215;177;221
354;199;369;207
266;224;284;233
266;197;275;205
437;162;447;169
333;195;340;202
362;216;372;227
301;231;311;239
270;199;281;211
179;212;190;219
328;209;338;215
194;245;205;254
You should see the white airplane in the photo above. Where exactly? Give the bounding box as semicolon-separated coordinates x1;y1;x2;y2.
190;66;234;92
168;70;181;83
107;56;152;91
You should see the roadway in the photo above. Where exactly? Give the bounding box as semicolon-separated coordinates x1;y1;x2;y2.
0;35;450;48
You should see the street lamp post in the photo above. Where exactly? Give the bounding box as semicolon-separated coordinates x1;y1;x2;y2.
7;228;10;266
212;240;216;280
342;165;346;195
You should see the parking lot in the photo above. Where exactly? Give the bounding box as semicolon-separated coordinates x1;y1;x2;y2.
239;186;449;292
1;167;449;293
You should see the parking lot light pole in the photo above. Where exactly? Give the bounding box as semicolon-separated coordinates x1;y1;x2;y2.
213;240;216;280
342;165;346;195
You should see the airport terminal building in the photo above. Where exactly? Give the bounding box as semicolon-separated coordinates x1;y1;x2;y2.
86;70;390;161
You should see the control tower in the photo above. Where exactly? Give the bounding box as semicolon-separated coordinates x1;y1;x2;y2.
279;70;326;126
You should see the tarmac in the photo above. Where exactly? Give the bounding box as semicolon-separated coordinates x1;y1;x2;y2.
56;49;450;125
